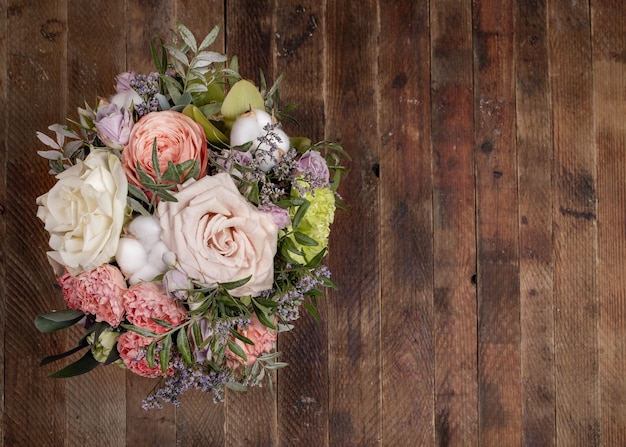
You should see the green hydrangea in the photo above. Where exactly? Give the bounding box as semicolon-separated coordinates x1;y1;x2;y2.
287;185;336;265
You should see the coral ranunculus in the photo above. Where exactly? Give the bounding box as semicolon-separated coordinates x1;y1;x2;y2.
121;110;208;195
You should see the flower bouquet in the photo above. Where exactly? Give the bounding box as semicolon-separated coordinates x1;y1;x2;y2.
34;23;348;409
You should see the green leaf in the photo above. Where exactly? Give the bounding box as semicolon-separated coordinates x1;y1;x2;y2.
294;231;319;247
34;309;84;333
305;247;327;268
220;275;252;290
227;339;247;362
253;297;278;309
146;341;156;369
151;318;176;329
103;345;121;366
291;199;311;230
198;24;221;51
225;381;248;392
177;329;193;366
120;323;158;338
39;340;89;367
264;362;288;370
47;351;100;378
301;300;321;322
159;333;173;373
229;328;254;345
151;138;161;179
177;22;197;53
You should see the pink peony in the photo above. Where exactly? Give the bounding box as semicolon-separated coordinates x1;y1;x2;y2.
123;281;187;334
121;110;208;196
117;331;173;378
57;265;127;327
226;314;277;366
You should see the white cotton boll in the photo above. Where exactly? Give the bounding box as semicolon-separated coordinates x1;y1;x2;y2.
148;241;169;272
127;215;162;246
253;109;273;128
129;264;162;285
116;237;147;276
230;114;261;147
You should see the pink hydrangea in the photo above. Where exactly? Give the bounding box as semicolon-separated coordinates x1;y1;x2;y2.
123;281;187;334
57;264;127;326
227;314;277;367
117;331;173;378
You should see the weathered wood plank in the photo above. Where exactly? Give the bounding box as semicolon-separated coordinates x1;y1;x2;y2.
0;0;6;437
378;1;434;444
430;1;478;445
592;0;626;444
4;1;69;445
272;2;330;446
548;1;600;445
223;2;279;446
473;0;521;444
123;4;177;445
325;1;382;446
65;4;128;445
171;4;228;445
515;1;556;446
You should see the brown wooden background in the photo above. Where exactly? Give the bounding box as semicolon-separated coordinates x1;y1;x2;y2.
1;0;625;446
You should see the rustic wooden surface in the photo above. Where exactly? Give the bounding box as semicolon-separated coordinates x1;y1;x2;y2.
1;0;625;446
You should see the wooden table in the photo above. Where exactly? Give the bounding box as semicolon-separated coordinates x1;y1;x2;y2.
1;1;624;445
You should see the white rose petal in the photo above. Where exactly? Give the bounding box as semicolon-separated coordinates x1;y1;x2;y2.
36;150;128;274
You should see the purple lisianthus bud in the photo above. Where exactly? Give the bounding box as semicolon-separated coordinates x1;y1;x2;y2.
259;203;291;229
163;269;192;300
115;71;136;93
190;318;214;363
95;102;133;150
294;150;330;184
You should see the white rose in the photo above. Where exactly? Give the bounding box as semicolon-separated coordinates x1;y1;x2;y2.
36;150;128;274
158;173;278;297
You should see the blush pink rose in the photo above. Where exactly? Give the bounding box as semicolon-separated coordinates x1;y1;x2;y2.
158;173;278;297
123;281;187;334
57;265;127;327
121;110;208;195
227;314;277;366
117;331;173;378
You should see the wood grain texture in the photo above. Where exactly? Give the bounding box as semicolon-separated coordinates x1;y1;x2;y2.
379;1;434;445
515;1;556;446
273;2;330;446
548;0;600;445
593;0;626;445
3;1;626;445
473;0;521;445
325;1;382;446
4;1;69;445
430;1;478;445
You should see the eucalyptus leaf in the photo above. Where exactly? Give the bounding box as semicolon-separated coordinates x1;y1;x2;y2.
225;381;248;392
227;339;247;362
34;309;84;333
291;199;311;230
294;231;319;247
159;333;173;373
177;329;193;366
220;275;252;290
39;340;89;367
47;351;100;378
